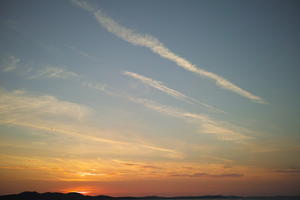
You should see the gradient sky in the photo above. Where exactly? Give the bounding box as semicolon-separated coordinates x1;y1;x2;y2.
0;0;300;196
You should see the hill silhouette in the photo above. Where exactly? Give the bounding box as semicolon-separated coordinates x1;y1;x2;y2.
0;192;299;200
0;192;234;200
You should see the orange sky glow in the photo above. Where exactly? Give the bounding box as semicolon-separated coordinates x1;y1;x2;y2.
1;0;300;197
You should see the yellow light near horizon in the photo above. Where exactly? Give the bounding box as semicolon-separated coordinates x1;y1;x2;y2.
72;191;89;195
62;186;97;195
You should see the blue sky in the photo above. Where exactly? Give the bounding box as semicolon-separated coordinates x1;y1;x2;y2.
0;0;300;196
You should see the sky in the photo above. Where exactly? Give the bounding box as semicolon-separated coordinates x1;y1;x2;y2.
0;0;300;196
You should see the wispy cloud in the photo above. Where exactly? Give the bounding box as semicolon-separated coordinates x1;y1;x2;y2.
71;0;266;104
81;79;251;141
0;89;181;158
1;55;80;81
82;80;135;100
70;0;95;12
113;160;160;168
29;66;79;79
0;89;91;120
112;159;247;179
127;97;252;141
82;81;107;92
274;169;300;174
1;55;20;72
66;45;100;62
123;71;225;113
48;64;252;144
169;172;243;178
7;121;183;159
0;154;247;181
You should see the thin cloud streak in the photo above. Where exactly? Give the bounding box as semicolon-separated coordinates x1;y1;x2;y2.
123;71;191;103
35;63;252;142
66;45;100;62
170;172;243;178
123;71;225;113
2;120;182;159
0;89;181;158
0;117;182;158
29;66;79;79
81;80;251;141
274;169;300;173
1;55;20;72
0;56;80;81
71;0;266;104
82;81;107;92
0;89;90;120
127;97;252;141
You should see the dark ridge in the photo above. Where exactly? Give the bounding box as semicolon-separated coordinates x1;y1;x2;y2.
0;192;299;200
0;191;89;200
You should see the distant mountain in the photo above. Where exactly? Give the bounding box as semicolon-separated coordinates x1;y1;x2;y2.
0;192;299;200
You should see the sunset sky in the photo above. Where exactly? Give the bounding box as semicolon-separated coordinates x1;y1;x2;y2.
0;0;300;196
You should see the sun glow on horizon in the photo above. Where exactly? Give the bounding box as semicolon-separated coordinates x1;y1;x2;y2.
0;0;300;197
62;186;98;196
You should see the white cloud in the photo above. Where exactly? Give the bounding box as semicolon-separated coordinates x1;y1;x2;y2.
1;56;79;81
66;45;100;62
72;0;266;104
80;79;249;141
123;71;225;113
0;89;91;120
82;80;129;98
82;81;107;92
70;0;95;12
29;66;79;79
1;55;20;72
123;71;191;102
0;89;181;158
127;97;252;141
1;119;183;159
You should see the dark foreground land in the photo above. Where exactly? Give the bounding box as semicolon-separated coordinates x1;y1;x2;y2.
0;192;299;200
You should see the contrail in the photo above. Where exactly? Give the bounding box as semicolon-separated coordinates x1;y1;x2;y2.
127;97;252;141
123;71;225;113
81;80;251;141
71;0;267;104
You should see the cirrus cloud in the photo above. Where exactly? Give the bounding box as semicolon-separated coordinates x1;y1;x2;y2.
71;0;267;104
